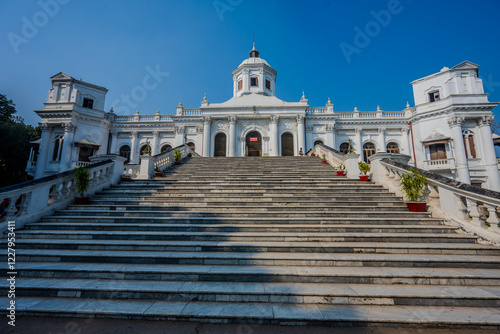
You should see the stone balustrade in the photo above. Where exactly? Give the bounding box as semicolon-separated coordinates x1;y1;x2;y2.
0;155;126;233
134;144;197;180
307;143;361;179
369;153;500;243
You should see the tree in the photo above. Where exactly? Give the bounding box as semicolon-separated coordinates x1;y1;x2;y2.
0;94;41;188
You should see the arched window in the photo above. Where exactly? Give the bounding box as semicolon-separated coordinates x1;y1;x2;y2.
339;142;350;154
386;142;400;154
119;145;131;163
139;144;151;155
52;135;64;161
363;142;376;162
187;142;195;150
160;144;172;153
314;140;324;146
462;129;476;158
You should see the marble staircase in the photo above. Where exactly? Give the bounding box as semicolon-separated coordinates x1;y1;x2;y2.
2;156;500;328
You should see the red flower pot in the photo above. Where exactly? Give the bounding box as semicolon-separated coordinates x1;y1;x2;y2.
359;175;369;182
311;153;316;156
174;161;181;165
120;176;131;182
322;160;327;164
336;171;344;176
74;196;90;205
154;172;163;177
406;202;427;212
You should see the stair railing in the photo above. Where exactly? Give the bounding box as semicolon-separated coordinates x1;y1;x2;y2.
0;155;126;233
135;144;197;180
307;143;361;179
369;154;500;243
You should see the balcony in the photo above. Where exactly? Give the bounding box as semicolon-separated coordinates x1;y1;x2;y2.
423;158;456;171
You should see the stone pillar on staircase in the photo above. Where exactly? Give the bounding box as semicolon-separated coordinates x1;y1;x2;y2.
59;124;76;172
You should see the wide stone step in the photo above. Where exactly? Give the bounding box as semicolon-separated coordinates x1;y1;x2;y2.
2;279;500;307
11;262;500;285
7;239;499;255
88;199;406;207
27;222;454;234
90;196;401;203
15;230;475;243
39;215;439;224
9;249;499;268
66;204;410;212
2;297;499;327
51;210;431;219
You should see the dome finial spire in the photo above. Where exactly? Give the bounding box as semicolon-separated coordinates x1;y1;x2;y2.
249;36;259;58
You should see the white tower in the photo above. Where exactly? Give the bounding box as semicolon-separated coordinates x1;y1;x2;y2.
232;44;277;98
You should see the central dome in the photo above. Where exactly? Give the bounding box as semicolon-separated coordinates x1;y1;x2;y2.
237;43;270;68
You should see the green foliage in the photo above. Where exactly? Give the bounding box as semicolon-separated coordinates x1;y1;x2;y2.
321;154;326;161
337;163;345;171
399;167;427;202
0;94;41;187
143;141;151;155
154;166;159;172
174;148;182;162
358;161;370;175
73;166;91;197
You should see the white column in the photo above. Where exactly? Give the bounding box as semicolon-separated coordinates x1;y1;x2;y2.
152;130;159;155
130;131;138;164
203;117;211;157
228;116;237;157
270;116;279;156
34;125;53;179
478;117;500;191
448;117;470;184
110;131;118;154
59;124;76;172
355;128;362;160
378;128;386;152
401;126;410;155
326;124;336;149
297;115;305;155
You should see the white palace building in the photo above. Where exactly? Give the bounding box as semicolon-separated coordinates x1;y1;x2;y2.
26;45;500;192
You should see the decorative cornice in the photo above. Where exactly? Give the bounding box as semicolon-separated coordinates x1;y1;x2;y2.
228;116;237;123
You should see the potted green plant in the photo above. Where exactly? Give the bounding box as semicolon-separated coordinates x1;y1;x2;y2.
358;161;370;181
336;163;345;176
73;166;91;205
154;166;162;177
174;148;182;165
321;154;327;164
400;167;427;212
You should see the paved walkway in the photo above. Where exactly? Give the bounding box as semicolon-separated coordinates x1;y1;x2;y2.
1;317;499;334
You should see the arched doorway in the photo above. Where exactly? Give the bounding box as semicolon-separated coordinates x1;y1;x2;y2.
281;133;294;156
363;142;376;162
246;131;262;156
314;139;324;146
214;133;227;157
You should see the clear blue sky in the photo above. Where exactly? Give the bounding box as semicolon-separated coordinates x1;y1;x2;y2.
1;0;499;127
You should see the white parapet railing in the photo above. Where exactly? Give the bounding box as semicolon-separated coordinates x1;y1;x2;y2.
369;154;500;244
307;143;361;179
133;144;198;180
0;155;126;233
